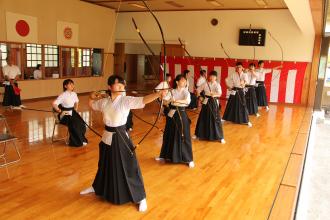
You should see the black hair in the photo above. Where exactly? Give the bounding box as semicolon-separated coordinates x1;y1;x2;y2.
36;64;41;70
209;70;217;77
200;69;206;76
249;63;256;67
107;75;125;86
236;62;243;66
173;74;186;89
165;73;171;78
258;60;264;66
182;69;190;78
63;79;74;91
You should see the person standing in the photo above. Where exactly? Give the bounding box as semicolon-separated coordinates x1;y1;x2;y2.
223;62;252;127
156;74;194;168
194;71;225;143
80;75;167;212
2;57;24;109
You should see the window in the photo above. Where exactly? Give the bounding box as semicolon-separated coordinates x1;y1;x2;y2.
1;41;103;80
71;48;75;68
78;48;91;67
61;47;76;77
24;44;42;79
26;44;42;67
92;48;103;76
0;43;8;67
45;45;58;67
44;45;60;78
77;48;92;76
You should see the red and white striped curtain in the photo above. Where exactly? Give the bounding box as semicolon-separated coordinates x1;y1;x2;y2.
160;57;308;104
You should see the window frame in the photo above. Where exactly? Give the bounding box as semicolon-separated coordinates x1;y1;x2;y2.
0;40;104;81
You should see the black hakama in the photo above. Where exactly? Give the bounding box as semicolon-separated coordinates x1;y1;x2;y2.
92;125;146;204
126;110;133;130
255;81;268;106
245;85;259;115
188;92;198;109
2;82;22;107
222;87;249;124
195;96;224;141
160;106;193;163
58;106;88;147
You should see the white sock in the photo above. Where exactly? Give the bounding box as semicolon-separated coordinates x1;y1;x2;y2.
138;199;147;212
155;157;165;162
192;135;197;139
80;186;95;195
83;142;87;146
256;113;260;117
220;139;226;144
266;106;269;111
247;122;253;127
188;161;195;168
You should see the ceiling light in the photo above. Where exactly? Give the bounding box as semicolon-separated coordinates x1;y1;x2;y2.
165;1;184;8
206;0;224;7
128;3;146;9
255;0;268;7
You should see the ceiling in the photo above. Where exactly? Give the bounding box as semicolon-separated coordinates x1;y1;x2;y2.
81;0;288;12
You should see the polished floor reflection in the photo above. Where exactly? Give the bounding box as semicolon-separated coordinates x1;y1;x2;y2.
0;95;308;220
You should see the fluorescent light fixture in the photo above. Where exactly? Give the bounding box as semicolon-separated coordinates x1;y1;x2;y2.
255;0;268;7
206;0;224;7
165;1;184;8
128;3;146;9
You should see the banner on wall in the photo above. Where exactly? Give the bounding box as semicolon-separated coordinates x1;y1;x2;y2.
161;56;308;104
57;21;79;46
6;12;38;43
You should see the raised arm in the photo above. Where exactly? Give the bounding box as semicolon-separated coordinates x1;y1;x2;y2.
143;91;164;105
89;92;107;109
273;64;283;70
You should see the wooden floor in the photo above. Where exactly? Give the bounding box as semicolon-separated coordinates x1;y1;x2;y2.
0;95;307;220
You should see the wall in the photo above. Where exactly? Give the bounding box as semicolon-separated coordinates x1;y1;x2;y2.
0;0;116;99
125;43;161;55
115;9;315;62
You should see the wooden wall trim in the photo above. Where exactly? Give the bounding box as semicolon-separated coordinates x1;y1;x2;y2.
307;35;322;107
301;63;312;105
306;0;326;107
